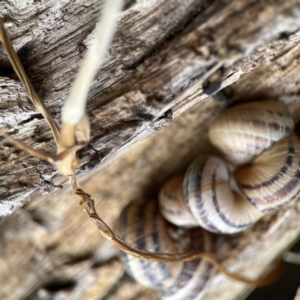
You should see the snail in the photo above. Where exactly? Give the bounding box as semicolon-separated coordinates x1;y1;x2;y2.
117;200;213;300
117;100;300;298
208;100;294;165
160;100;300;234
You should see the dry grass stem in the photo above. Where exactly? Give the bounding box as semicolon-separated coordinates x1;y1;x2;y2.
61;0;124;126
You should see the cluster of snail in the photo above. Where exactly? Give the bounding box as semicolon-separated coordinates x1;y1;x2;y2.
116;100;300;300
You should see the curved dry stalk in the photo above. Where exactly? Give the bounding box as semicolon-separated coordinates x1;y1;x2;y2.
0;128;86;165
0;20;60;145
70;176;282;286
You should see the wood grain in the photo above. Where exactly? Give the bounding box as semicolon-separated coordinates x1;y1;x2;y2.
1;0;300;214
1;1;300;300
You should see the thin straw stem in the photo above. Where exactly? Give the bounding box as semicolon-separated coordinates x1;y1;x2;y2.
0;20;60;145
61;0;123;125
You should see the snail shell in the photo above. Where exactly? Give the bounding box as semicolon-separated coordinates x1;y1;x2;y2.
117;200;180;290
235;132;300;212
159;175;198;228
208;100;294;165
159;156;263;234
159;100;299;234
117;200;212;300
159;133;300;234
183;156;263;234
117;100;300;297
158;228;212;300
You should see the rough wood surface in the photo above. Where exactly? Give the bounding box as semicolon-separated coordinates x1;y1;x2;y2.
1;1;300;300
1;96;300;300
1;0;300;214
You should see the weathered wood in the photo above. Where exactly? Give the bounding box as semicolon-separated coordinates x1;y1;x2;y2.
1;1;300;300
1;0;300;214
1;96;300;300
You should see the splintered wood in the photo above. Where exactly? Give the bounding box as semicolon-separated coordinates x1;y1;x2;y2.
1;1;300;300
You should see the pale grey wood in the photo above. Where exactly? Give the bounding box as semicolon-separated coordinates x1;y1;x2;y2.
1;0;300;214
1;1;300;300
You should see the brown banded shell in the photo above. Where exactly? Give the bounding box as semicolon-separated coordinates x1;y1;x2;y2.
117;100;299;298
208;100;294;165
117;200;181;290
235;132;300;212
117;200;212;299
159;175;198;227
159;100;298;234
182;156;262;234
158;228;212;300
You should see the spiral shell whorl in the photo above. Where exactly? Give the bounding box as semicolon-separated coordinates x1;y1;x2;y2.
117;200;181;290
208;100;294;165
159;100;299;234
117;100;300;298
158;229;212;300
182;156;263;234
159;175;198;228
235;132;300;212
117;200;212;299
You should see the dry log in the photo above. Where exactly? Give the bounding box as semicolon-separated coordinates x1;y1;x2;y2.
1;0;300;213
1;1;300;300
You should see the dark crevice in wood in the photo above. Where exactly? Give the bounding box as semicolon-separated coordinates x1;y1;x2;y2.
35;167;58;192
18;113;44;126
124;0;137;10
43;278;77;292
64;252;94;265
91;256;118;269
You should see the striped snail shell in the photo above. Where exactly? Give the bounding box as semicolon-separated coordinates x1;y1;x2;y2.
159;100;300;234
117;100;300;297
160;156;263;234
208;100;294;165
235;132;300;212
159;175;199;228
117;200;212;300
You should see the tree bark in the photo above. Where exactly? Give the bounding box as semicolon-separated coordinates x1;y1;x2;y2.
1;1;300;300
